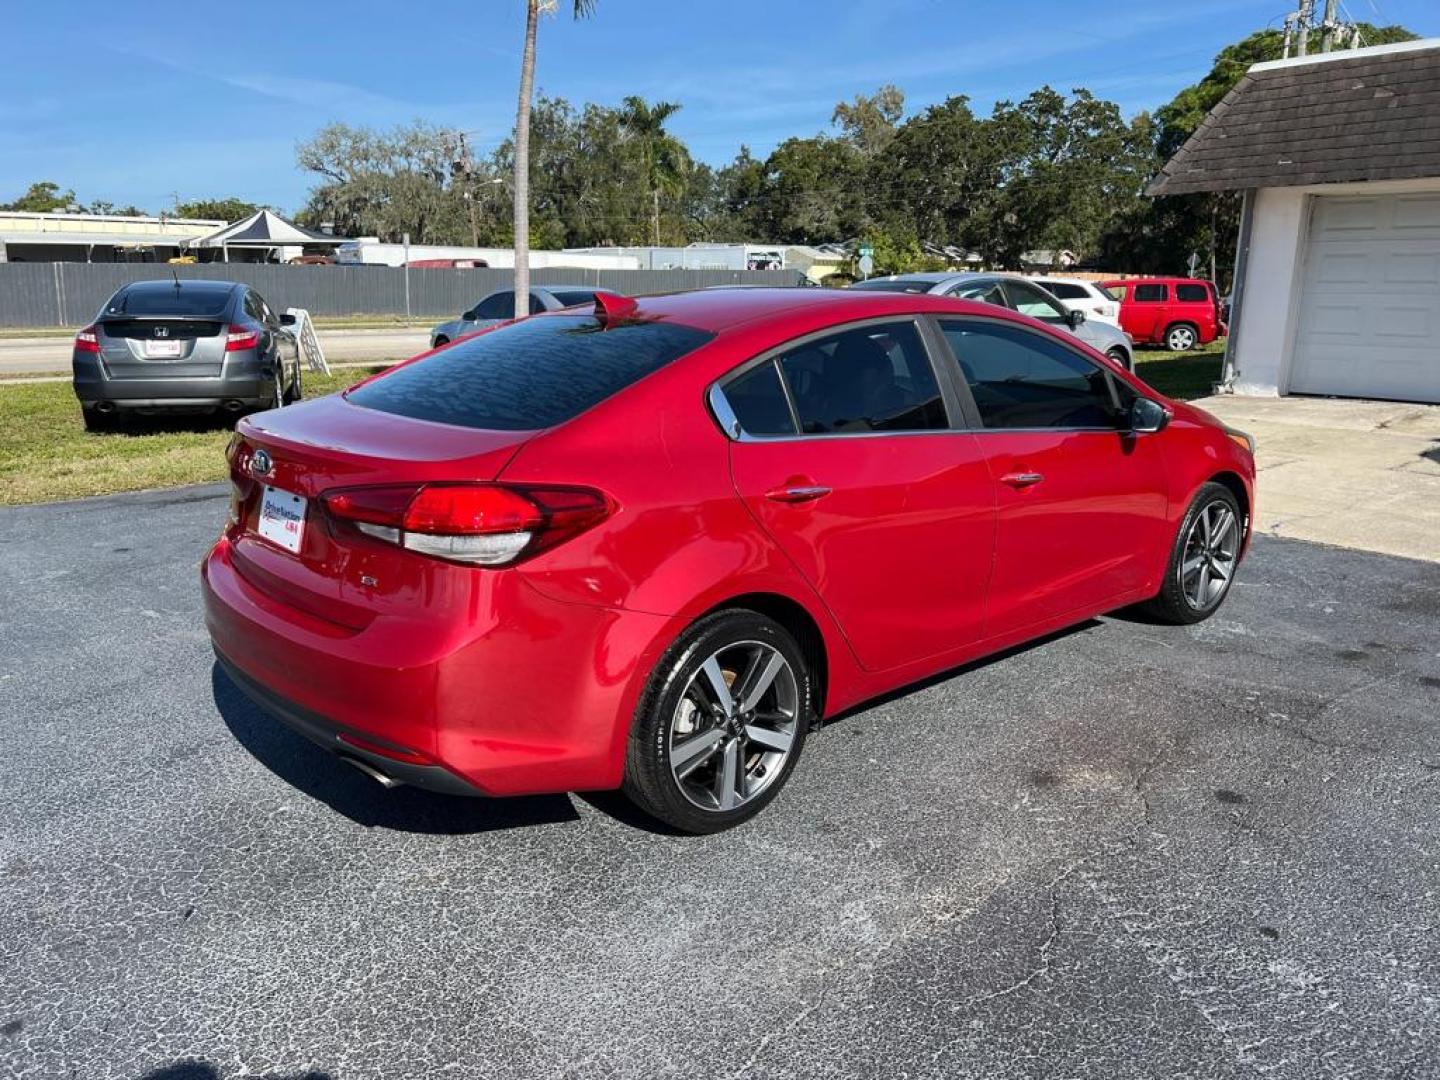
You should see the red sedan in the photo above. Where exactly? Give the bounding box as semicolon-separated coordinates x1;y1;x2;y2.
204;288;1255;833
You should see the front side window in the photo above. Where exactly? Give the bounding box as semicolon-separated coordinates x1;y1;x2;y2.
1175;283;1209;302
940;319;1121;430
778;320;947;434
1002;281;1068;324
1133;283;1168;302
474;291;513;320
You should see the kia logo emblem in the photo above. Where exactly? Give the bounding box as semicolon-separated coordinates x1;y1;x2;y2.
153;326;169;337
251;449;273;477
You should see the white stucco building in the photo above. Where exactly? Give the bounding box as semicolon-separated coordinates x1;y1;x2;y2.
1151;39;1440;404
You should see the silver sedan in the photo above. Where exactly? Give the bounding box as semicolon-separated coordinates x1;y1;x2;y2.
849;272;1134;369
430;285;601;348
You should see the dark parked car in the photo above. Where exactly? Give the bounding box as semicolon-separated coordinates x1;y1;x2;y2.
73;280;302;430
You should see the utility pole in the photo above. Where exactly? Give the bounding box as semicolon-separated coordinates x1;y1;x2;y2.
1320;0;1338;52
1296;0;1313;57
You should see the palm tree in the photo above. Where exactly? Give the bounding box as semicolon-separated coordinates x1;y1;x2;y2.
618;96;690;247
513;0;595;318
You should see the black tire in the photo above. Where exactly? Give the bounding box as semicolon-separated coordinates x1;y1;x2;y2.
283;360;303;404
623;610;812;834
270;368;285;409
81;408;115;433
1146;482;1243;625
1164;322;1199;352
1106;346;1132;371
432;335;449;349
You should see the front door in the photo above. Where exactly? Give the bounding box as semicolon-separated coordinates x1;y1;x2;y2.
719;318;997;672
935;317;1169;638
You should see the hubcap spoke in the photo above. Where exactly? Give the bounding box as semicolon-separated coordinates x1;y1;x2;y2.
743;724;793;753
714;740;740;811
735;651;786;713
698;656;735;717
671;728;723;775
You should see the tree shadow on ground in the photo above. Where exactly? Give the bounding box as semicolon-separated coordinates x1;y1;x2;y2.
141;1063;332;1080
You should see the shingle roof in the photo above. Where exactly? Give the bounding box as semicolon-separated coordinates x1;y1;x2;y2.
1149;39;1440;196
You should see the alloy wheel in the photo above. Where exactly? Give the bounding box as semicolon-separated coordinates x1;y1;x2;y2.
1180;501;1239;610
1168;325;1196;351
668;640;800;812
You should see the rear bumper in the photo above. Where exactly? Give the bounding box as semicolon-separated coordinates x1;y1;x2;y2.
73;352;270;410
202;534;677;797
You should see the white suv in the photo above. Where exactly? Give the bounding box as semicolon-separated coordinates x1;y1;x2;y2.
1028;277;1121;328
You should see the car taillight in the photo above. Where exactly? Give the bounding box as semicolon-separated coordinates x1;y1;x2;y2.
75;325;101;353
225;325;261;351
322;483;611;566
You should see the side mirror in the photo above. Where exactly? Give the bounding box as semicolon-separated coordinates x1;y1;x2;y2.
279;313;297;326
1066;308;1087;329
1127;397;1169;434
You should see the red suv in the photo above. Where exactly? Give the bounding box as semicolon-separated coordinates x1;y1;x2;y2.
1100;277;1226;352
204;289;1254;833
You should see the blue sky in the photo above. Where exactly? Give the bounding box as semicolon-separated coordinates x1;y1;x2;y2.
2;0;1436;214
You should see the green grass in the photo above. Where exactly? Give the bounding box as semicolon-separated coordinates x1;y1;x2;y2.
1132;341;1225;401
0;367;388;506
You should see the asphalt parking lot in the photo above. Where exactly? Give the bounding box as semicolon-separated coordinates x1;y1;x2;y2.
1;486;1437;1080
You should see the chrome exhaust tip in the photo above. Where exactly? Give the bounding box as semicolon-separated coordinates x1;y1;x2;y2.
338;754;402;790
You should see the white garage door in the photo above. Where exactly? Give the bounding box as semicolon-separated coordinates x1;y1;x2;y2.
1289;193;1440;403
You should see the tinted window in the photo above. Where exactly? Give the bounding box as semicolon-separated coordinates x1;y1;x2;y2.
1175;283;1209;302
1133;283;1167;302
528;293;547;315
548;290;597;307
940;320;1120;430
778;321;947;434
847;279;938;294
107;283;233;318
242;291;264;322
1044;282;1089;300
474;291;513;320
950;280;1007;306
348;315;714;431
723;360;796;436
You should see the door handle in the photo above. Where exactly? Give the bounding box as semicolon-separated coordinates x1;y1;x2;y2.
1000;472;1045;488
765;484;832;504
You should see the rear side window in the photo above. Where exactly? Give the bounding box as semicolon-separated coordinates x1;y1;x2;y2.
940;320;1120;430
724;361;795;436
347;315;714;431
779;320;947;434
107;284;233;318
549;290;597;307
1175;283;1209;302
1045;283;1089;300
1133;283;1168;302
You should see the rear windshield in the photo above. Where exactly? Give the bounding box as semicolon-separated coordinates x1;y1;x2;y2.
106;284;234;318
847;279;936;294
346;314;715;431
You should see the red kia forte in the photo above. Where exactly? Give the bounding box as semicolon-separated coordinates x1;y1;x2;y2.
204;288;1254;833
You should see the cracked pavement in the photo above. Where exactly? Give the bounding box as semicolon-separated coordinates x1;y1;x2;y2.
1;485;1437;1079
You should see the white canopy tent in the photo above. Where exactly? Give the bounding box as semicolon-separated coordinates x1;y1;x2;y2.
188;210;344;262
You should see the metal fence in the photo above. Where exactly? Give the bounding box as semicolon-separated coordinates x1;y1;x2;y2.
0;263;807;327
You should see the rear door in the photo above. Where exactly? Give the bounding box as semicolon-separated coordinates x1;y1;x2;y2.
1128;282;1168;342
935;317;1169;637
721;317;997;672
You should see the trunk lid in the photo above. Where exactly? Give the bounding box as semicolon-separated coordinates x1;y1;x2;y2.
98;316;227;378
228;393;536;629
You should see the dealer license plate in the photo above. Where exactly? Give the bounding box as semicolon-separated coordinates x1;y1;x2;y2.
257;486;307;554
